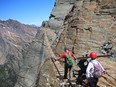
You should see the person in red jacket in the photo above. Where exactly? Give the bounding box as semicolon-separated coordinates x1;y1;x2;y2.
56;47;76;79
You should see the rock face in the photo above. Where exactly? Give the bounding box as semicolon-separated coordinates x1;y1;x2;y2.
37;0;116;87
14;28;52;87
52;0;116;56
48;0;76;29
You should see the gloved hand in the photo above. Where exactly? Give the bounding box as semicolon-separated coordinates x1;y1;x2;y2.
53;58;57;61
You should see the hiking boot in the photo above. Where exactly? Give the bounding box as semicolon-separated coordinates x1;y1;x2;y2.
63;77;68;79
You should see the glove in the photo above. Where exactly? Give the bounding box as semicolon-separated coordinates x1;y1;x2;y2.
53;58;57;61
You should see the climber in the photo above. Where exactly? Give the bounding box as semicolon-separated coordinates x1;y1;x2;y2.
76;59;88;85
76;51;89;85
55;47;76;79
86;52;105;87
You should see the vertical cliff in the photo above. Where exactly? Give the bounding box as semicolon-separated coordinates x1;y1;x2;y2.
36;0;116;87
52;0;116;56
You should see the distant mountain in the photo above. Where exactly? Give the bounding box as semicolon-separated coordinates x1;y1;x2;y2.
0;19;39;87
0;19;39;45
29;24;39;28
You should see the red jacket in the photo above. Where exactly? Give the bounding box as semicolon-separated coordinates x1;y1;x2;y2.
56;51;74;60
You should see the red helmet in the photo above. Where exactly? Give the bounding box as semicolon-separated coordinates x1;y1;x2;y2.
90;52;97;59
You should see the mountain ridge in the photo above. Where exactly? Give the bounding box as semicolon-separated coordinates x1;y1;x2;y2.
0;19;38;87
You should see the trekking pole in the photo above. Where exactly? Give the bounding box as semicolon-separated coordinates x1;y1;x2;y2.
104;72;116;81
104;68;110;70
51;57;66;87
51;57;63;81
77;54;112;60
97;54;112;57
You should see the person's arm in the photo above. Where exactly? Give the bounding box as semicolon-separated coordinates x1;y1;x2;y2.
73;56;76;60
98;62;105;74
70;52;76;61
56;57;62;61
86;62;94;78
56;54;66;61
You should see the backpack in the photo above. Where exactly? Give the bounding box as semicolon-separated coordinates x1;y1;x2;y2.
66;53;73;66
91;61;105;78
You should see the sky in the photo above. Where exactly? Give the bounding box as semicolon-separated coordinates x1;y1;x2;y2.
0;0;55;26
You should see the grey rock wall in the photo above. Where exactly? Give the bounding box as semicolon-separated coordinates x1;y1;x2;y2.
14;28;49;87
14;27;57;87
48;0;76;29
52;0;116;57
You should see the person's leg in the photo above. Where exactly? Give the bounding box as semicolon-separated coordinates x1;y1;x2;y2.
76;70;82;84
94;77;98;86
68;65;72;79
89;77;96;87
64;63;68;79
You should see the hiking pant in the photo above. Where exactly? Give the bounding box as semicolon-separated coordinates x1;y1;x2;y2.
76;70;86;84
88;77;98;87
64;63;72;79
